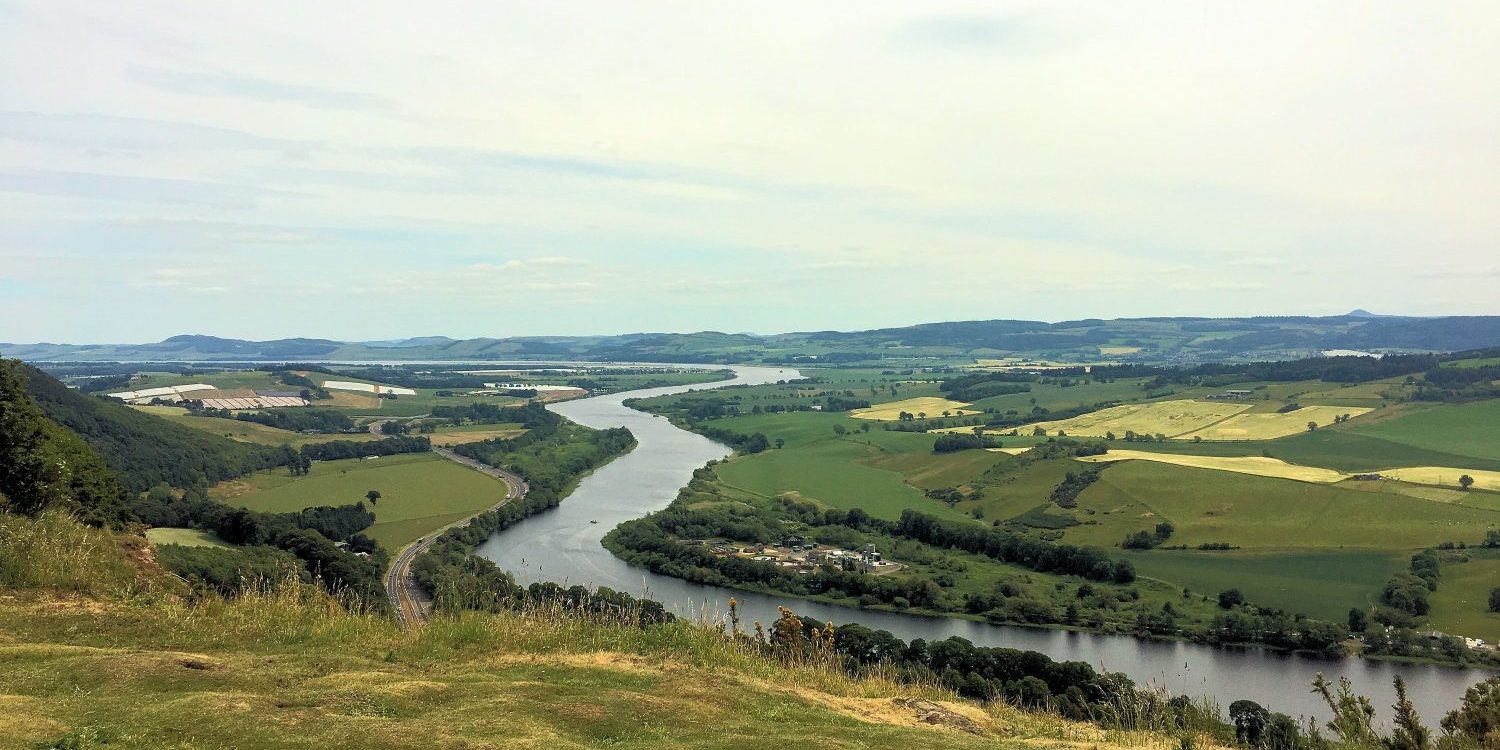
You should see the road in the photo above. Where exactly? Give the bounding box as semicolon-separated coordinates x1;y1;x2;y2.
372;417;529;624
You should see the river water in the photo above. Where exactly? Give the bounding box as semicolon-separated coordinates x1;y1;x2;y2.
475;365;1489;723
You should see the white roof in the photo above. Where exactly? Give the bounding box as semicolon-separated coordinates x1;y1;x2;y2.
106;383;215;400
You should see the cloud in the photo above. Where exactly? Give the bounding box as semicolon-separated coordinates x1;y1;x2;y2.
0;170;300;208
891;12;1049;52
0;111;299;152
131;66;401;113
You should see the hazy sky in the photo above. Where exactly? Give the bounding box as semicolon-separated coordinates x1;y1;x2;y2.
2;1;1497;342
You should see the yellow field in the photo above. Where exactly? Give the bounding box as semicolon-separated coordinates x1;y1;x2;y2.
1076;450;1346;483
1025;400;1251;439
1075;451;1500;495
1180;405;1373;440
850;397;979;421
1380;467;1500;492
1098;346;1142;356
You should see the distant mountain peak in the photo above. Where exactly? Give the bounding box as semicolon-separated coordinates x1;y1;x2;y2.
1346;309;1379;318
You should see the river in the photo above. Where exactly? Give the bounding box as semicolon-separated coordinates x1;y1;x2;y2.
475;365;1489;723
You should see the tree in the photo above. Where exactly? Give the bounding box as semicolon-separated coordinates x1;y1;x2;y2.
1490;587;1500;613
1307;421;1318;432
1441;677;1500;747
774;437;785;449
1387;676;1431;750
366;490;381;506
1459;474;1475;491
1348;607;1369;632
1218;589;1245;609
832;424;846;436
1230;700;1270;747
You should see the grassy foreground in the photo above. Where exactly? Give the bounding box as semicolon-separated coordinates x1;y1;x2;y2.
0;513;1207;750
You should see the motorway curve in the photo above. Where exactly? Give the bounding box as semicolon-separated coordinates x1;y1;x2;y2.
373;418;528;624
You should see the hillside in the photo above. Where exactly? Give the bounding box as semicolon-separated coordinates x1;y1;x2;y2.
0;512;1215;750
15;363;287;492
9;314;1500;365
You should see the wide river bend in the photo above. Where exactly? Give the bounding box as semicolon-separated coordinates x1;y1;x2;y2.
476;365;1489;722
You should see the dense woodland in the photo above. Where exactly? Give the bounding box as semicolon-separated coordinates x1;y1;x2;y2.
18;363;288;492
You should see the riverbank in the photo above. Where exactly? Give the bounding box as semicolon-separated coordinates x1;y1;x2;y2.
474;365;1491;723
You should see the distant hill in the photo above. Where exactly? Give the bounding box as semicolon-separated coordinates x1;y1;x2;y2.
7;314;1500;365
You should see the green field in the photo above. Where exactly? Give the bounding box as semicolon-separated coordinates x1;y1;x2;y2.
145;527;234;549
211;453;506;551
1127;549;1403;621
1066;460;1500;550
1428;548;1500;643
1346;400;1500;462
708;413;969;521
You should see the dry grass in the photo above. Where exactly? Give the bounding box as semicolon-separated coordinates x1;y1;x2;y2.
1025;400;1250;439
1181;405;1374;440
1076;450;1346;483
0;512;1235;750
1379;466;1500;492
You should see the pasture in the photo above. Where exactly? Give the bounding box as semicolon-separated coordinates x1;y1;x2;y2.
211;453;506;551
850;396;979;421
131;405;379;447
1064;460;1500;551
1127;549;1402;621
145;527;234;549
1345;399;1500;462
1427;549;1500;643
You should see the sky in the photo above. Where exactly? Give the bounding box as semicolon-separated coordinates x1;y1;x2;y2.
1;1;1497;343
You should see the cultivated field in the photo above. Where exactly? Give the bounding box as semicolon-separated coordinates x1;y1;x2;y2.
1380;466;1500;492
1024;399;1250;439
1075;450;1347;483
425;423;528;447
850;396;979;421
211;453;505;551
1183;405;1373;440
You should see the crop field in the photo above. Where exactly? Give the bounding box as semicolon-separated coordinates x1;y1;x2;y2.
1183;405;1373;440
211;453;506;551
1427;549;1500;642
131;405;379;447
425;422;528;447
1127;549;1403;621
850;396;979;421
1076;450;1347;483
1345;399;1500;462
1024;399;1250;438
145;527;234;549
1064;460;1500;550
1380;467;1500;492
